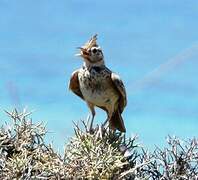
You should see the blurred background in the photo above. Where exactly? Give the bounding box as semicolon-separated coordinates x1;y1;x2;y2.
0;0;198;151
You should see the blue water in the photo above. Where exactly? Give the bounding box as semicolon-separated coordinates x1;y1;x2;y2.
0;0;198;151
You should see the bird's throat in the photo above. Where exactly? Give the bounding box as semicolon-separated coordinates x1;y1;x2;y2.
83;58;105;69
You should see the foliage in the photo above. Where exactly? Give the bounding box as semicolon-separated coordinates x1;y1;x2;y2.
0;109;197;179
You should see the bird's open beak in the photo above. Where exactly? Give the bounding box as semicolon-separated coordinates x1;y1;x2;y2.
75;47;89;59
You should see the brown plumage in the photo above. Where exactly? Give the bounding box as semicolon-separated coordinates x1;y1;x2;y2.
69;35;127;132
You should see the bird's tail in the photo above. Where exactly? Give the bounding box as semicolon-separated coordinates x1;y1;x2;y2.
109;109;126;132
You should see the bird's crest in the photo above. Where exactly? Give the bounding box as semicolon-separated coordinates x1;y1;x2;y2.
76;34;100;58
82;34;98;50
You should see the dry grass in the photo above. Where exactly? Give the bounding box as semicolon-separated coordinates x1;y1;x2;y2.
0;109;198;179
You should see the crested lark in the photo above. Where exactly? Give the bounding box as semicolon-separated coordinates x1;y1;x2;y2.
69;34;127;132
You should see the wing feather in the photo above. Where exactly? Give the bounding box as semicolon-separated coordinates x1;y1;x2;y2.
69;70;84;100
111;73;127;112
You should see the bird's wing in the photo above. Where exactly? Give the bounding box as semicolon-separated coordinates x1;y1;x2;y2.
111;72;127;112
69;69;84;100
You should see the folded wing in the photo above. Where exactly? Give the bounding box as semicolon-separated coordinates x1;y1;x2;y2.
111;73;127;113
69;70;84;100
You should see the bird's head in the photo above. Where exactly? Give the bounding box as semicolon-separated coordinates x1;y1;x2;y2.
76;34;105;66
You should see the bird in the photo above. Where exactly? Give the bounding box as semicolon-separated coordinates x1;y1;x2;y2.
69;34;127;132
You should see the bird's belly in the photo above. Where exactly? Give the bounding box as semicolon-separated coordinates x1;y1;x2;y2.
80;80;119;107
84;89;117;106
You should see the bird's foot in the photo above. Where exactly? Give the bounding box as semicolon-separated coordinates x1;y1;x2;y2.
88;127;95;134
88;121;95;134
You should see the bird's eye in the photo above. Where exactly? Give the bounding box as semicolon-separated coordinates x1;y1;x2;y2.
92;48;97;53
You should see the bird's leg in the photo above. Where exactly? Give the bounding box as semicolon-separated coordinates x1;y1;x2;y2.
101;115;115;137
90;112;95;132
102;118;109;128
102;109;116;134
100;117;109;137
102;111;113;131
102;107;113;129
87;103;95;133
